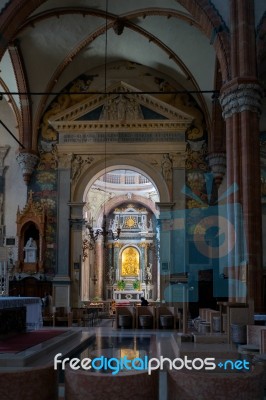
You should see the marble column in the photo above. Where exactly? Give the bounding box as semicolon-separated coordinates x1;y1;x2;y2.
156;202;175;303
0;146;9;245
81;246;91;302
139;242;146;282
94;237;104;299
53;152;72;306
114;242;120;280
69;202;85;306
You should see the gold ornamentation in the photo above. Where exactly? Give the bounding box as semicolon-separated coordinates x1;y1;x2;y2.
121;247;139;276
125;216;137;228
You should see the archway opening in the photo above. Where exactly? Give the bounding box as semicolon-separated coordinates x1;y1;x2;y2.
82;167;160;302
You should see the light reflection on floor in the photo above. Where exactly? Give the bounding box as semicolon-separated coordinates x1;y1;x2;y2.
1;320;265;399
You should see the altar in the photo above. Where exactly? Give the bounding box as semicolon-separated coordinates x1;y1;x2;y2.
0;297;43;330
114;290;144;303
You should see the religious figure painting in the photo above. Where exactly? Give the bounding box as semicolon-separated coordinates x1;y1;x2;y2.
121;247;140;277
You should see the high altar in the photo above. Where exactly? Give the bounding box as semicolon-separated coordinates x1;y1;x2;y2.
114;290;144;303
82;199;157;302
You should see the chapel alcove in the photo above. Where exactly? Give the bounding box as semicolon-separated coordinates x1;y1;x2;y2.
16;191;46;274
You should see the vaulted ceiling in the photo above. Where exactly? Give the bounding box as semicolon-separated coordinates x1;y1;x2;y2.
0;0;265;150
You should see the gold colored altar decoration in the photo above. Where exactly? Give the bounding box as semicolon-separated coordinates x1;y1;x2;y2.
121;247;139;277
124;216;137;228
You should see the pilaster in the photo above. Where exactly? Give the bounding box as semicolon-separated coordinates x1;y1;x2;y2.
56;152;72;278
156;202;175;302
69;202;85;306
0;146;9;244
94;237;104;300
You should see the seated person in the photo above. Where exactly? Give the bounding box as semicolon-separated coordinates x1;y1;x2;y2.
140;296;149;306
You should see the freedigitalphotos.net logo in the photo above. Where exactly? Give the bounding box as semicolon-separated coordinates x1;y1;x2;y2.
54;353;250;375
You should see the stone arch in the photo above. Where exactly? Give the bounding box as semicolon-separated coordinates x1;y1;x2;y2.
73;157;171;204
100;194;159;223
176;0;230;81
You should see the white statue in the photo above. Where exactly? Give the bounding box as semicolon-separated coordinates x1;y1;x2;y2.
146;263;152;283
24;237;37;262
25;237;37;248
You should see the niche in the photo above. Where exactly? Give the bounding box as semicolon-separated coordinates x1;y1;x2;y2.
16;191;46;273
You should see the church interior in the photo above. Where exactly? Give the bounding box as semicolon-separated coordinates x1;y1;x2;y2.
0;0;266;399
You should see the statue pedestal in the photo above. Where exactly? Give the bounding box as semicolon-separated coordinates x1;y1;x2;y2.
23;262;38;273
114;290;144;303
24;248;37;263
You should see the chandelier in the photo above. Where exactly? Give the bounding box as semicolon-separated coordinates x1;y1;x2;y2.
85;215;121;246
84;0;121;248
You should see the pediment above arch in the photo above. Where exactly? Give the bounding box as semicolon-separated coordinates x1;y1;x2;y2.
48;81;193;138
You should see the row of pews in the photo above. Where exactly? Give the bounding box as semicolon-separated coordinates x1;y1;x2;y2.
115;305;180;329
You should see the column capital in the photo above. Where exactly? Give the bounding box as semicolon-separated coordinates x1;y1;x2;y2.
220;78;263;118
16;149;39;185
155;202;175;220
169;151;186;169
57;152;72;170
155;202;175;211
206;152;226;187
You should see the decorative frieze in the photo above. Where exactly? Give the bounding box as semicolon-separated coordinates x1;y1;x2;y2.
59;130;185;144
220;83;263;119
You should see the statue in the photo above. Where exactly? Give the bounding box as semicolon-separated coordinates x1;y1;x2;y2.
71;155;83;181
146;263;152;283
25;237;37;248
161;154;172;181
24;237;37;263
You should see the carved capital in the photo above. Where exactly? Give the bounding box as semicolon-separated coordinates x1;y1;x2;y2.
57;152;73;169
206;152;226;187
169;152;186;169
16;150;39;185
220;82;263;119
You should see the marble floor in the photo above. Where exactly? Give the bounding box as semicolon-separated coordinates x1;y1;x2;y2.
0;320;265;399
